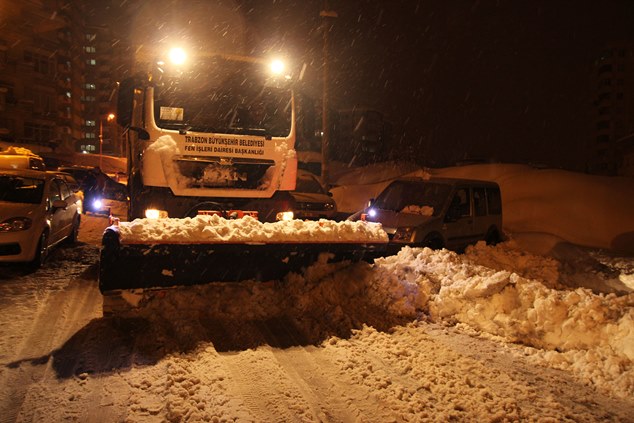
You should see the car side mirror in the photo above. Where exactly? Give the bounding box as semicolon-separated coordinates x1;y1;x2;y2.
52;199;67;210
129;126;150;140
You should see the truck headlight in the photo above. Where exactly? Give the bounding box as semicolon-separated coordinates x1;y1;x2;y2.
145;209;169;219
276;211;294;221
0;217;32;232
393;227;415;242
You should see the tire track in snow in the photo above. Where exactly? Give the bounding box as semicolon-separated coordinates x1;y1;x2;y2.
258;317;398;423
218;345;312;421
0;246;101;423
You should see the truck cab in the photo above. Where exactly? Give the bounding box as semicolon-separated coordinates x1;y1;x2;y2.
118;53;298;221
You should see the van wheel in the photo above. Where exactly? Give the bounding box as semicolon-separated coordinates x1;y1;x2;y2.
485;228;501;245
30;231;49;269
423;234;444;250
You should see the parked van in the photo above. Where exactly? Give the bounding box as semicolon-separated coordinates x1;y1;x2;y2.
0;147;46;171
348;177;503;254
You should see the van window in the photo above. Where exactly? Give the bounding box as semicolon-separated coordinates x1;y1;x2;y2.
486;186;502;215
473;187;487;216
452;188;471;217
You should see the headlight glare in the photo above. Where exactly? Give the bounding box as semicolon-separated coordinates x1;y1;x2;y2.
145;209;169;219
276;211;294;221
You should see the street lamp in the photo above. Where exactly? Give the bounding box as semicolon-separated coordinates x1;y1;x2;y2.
99;113;115;169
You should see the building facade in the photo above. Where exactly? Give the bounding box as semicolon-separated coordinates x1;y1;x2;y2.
0;0;128;159
591;44;634;177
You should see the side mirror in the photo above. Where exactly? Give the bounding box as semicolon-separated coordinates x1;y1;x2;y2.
52;199;67;210
129;127;150;140
116;78;137;128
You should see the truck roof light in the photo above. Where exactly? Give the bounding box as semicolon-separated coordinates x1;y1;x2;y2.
168;47;187;66
270;59;285;75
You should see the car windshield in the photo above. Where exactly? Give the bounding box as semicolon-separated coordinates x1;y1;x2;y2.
153;57;292;137
0;175;45;204
295;175;326;194
373;180;452;216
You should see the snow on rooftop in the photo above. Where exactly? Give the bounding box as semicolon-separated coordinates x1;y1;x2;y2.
0;146;39;157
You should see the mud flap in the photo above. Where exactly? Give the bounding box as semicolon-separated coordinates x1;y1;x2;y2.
98;226;386;294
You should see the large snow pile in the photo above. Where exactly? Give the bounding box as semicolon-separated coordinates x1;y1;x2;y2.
126;238;633;400
372;244;633;397
117;214;388;243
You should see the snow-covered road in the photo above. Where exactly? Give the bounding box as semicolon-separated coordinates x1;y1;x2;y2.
0;213;632;422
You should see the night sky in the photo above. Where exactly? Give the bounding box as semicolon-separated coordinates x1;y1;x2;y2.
94;0;634;169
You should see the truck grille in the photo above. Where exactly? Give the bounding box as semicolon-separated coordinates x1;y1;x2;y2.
175;156;274;189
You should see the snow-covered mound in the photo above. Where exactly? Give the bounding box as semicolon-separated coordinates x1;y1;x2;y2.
367;243;633;398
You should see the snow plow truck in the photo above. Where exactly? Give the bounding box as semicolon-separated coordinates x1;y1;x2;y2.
99;50;387;313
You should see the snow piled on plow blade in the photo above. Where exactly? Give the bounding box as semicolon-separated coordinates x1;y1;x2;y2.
116;214;388;244
98;216;389;293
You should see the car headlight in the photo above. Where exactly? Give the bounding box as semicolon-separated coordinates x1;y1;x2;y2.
0;217;33;232
393;227;415;242
145;209;169;219
276;211;294;221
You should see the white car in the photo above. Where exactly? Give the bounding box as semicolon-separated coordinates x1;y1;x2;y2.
0;169;81;267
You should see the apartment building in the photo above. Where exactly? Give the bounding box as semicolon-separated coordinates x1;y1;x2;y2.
591;44;634;177
0;1;128;157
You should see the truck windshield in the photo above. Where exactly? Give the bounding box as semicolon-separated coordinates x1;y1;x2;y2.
373;180;452;216
153;58;292;138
